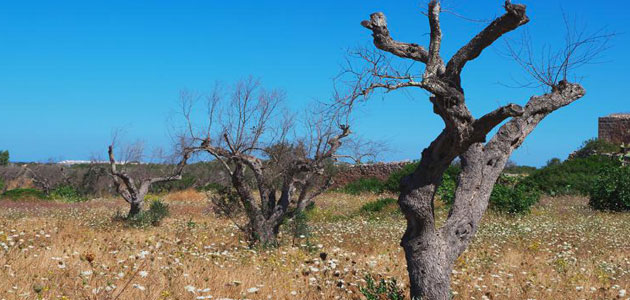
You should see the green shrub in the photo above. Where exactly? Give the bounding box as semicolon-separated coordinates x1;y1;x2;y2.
50;185;86;202
150;175;196;193
504;164;538;175
338;177;385;195
437;171;457;205
126;199;170;227
197;182;225;192
0;150;8;166
546;158;562;167
290;210;311;241
1;188;47;200
383;162;418;192
520;155;619;196
573;138;620;159
589;165;630;211
361;197;397;213
359;274;404;300
489;179;541;214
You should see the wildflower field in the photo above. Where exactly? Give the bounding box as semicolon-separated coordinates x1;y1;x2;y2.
0;190;629;299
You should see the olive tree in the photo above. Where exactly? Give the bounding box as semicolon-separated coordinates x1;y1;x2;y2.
182;78;355;246
339;1;611;298
107;139;193;217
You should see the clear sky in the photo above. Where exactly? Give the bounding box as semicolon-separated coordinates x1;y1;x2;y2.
0;0;628;166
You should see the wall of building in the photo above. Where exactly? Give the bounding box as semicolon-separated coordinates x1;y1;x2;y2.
599;114;630;145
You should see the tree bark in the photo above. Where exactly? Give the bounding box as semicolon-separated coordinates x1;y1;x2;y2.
251;220;279;246
403;237;451;299
128;200;143;217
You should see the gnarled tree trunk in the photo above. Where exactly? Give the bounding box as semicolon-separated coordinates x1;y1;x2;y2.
108;145;192;217
349;1;594;298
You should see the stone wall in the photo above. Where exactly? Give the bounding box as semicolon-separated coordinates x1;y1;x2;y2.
599;114;630;145
333;161;411;187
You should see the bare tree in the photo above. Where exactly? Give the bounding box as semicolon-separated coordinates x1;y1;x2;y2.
107;138;194;217
183;78;352;246
338;1;610;298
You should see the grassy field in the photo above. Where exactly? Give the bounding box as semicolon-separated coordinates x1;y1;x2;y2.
0;190;629;299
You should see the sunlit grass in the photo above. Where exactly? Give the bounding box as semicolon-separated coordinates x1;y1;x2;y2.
0;190;628;299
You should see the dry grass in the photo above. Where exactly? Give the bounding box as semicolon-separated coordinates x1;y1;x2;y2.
0;191;629;299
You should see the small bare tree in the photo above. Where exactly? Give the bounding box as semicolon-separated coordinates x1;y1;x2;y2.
182;77;352;246
107;138;194;217
338;1;611;298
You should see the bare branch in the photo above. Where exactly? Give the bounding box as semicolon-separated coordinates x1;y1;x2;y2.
445;1;529;84
361;12;430;63
424;0;446;78
472;103;524;140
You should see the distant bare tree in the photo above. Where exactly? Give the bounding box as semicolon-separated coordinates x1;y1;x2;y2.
23;164;71;194
337;1;611;298
107;137;194;217
182;77;353;246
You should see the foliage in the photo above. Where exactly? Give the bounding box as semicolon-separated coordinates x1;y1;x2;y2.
361;197;397;213
383;162;418;192
520;155;619;196
0;178;4;193
504;164;538;175
0;150;8;166
337;177;385;195
589;165;630;211
50;185;86;202
359;274;405;300
290;210;311;241
125;199;171;227
1;188;47;200
436;168;457;205
546;158;562;167
489;176;541;214
210;187;244;218
197;182;225;192
572;138;621;159
150;174;196;193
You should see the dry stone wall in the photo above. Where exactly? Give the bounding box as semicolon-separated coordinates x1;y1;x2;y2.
333;161;411;187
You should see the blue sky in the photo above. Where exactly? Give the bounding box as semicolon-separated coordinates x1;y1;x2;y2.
0;0;628;166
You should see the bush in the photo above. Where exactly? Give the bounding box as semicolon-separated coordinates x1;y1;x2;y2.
50;185;86;202
290;210;311;240
383;162;418;192
150;175;196;193
384;162;461;196
573;138;620;159
520;155;619;196
489;177;541;214
0;150;8;166
504;164;538;175
589;165;630;211
1;188;47;200
126;199;170;227
338;177;385;195
546;158;562;167
437;170;458;205
197;182;225;192
361;197;397;213
359;274;405;300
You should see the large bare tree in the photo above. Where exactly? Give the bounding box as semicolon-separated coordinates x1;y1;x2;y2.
182;78;353;246
339;1;610;298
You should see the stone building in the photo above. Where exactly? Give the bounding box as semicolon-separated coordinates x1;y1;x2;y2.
599;113;630;145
